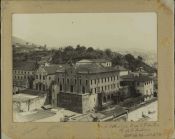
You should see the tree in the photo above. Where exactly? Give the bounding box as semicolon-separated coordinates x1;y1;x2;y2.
137;56;143;62
105;49;112;58
87;47;94;52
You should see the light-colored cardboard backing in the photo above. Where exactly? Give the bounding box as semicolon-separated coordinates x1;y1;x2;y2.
1;0;174;139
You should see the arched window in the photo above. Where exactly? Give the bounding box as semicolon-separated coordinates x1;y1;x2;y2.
60;84;62;91
43;85;45;91
39;84;42;91
82;86;85;94
103;96;106;102
36;84;38;90
70;85;74;92
107;95;110;100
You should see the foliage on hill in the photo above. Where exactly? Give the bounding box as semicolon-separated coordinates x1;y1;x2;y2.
50;45;156;73
13;39;156;73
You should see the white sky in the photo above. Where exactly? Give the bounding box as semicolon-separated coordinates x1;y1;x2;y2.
12;13;157;52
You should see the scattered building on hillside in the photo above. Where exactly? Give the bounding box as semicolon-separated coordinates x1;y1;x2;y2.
76;59;112;67
13;61;39;94
120;74;154;101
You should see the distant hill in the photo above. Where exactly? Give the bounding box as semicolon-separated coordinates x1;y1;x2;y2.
12;36;47;53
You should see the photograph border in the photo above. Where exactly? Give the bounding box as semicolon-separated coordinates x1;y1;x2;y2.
1;0;174;139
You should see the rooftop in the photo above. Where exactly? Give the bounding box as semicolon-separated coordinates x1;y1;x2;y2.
13;93;38;102
13;61;39;71
121;74;153;82
42;64;67;75
114;65;128;71
19;89;47;96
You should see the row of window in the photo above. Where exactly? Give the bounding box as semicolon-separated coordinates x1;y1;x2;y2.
14;70;32;74
90;76;118;85
35;75;51;80
14;75;28;80
58;78;88;85
59;84;86;94
57;76;119;86
144;81;153;85
90;83;119;93
36;83;46;91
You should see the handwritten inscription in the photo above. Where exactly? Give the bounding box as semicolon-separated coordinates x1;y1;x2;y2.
98;122;162;138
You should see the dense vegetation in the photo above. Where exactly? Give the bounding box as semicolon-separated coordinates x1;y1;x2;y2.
13;44;156;73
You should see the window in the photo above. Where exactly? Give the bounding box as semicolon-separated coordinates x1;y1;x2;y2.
60;84;62;91
36;75;38;79
102;78;103;83
63;78;64;83
95;88;96;93
49;77;51;80
137;82;140;86
108;77;109;81
95;80;96;84
58;78;59;83
105;78;106;82
91;89;93;93
43;76;45;80
70;85;74;92
75;79;77;84
103;97;106;102
80;79;81;85
114;76;115;81
82;86;85;94
67;79;69;84
105;86;107;90
24;75;26;79
40;75;41;80
43;85;45;91
111;77;112;81
86;80;88;85
91;80;93;85
102;86;104;91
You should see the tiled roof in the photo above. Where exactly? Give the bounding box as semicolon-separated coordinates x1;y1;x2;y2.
114;65;128;71
43;64;64;74
96;106;127;120
13;61;39;71
76;63;118;74
121;74;153;82
56;63;118;74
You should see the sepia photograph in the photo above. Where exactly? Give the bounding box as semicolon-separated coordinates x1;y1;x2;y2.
12;13;158;122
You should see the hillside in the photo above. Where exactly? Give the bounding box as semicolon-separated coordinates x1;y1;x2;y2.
12;37;156;73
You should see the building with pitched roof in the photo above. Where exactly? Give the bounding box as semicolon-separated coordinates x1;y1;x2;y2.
120;74;154;101
33;64;63;91
13;61;39;93
50;63;121;113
